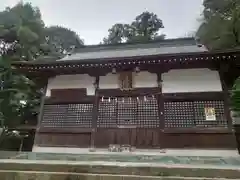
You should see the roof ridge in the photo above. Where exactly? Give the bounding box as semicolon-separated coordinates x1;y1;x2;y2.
74;37;197;53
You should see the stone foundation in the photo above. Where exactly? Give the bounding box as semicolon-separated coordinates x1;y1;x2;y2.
0;160;240;179
0;171;238;180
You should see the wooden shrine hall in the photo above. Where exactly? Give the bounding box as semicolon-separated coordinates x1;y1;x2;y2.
13;37;240;152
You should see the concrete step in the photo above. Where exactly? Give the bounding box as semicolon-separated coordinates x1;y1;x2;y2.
0;159;240;179
0;170;239;180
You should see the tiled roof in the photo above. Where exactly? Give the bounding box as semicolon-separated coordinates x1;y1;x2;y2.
57;38;207;62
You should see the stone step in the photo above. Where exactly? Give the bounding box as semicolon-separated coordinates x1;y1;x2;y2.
0;170;239;180
0;160;240;179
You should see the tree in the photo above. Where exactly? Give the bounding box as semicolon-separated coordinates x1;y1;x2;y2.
231;77;240;118
0;2;85;131
44;26;84;57
0;2;85;150
197;1;240;120
103;11;165;44
103;24;128;44
0;2;46;61
0;2;47;129
196;0;240;50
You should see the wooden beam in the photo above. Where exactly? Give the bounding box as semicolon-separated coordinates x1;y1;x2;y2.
98;87;160;97
219;67;232;129
163;91;224;101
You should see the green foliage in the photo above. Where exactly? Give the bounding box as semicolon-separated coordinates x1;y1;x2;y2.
231;77;240;117
197;1;240;116
0;2;83;130
0;2;45;128
103;11;165;44
0;56;36;127
45;26;84;56
196;0;240;50
0;2;45;60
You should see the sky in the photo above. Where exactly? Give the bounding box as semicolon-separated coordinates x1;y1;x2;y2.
0;0;204;45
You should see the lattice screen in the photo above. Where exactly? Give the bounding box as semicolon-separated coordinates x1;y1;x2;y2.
164;100;226;128
137;97;159;128
164;102;194;128
41;104;93;128
117;98;137;127
194;100;226;127
97;100;117;128
97;97;159;128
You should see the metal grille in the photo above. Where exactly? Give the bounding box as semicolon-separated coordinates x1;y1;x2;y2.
97;97;159;128
41;104;93;128
164;100;226;128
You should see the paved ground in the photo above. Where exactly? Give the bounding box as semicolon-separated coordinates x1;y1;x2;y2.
0;159;240;170
32;147;239;157
0;149;239;169
0;150;240;179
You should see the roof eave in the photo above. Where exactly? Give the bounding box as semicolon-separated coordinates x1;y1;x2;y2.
12;49;240;67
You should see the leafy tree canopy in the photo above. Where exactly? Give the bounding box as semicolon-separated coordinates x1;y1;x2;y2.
103;11;165;44
0;2;84;128
196;0;240;50
0;2;45;61
44;26;84;58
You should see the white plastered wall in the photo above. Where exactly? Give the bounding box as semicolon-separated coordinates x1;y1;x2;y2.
162;68;222;93
99;72;158;89
45;74;95;97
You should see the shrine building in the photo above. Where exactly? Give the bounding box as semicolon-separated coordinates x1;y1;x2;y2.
13;37;240;153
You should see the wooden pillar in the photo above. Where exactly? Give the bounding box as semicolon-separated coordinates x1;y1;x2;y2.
218;67;232;129
33;76;49;146
157;73;164;129
90;76;99;148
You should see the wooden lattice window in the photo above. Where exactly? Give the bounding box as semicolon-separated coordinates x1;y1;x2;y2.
137;97;159;128
97;100;117;128
164;102;195;128
97;97;160;128
119;72;133;90
193;100;226;128
117;97;137;127
41;104;67;128
41;103;93;128
164;100;227;128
